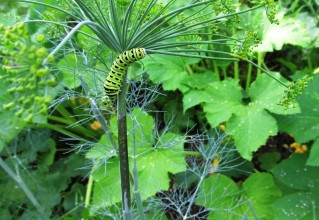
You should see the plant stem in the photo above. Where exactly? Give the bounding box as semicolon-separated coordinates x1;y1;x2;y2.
213;61;221;81
48;115;96;137
43;20;95;65
29;123;84;140
245;62;252;90
84;168;94;207
257;52;263;76
0;157;44;215
231;53;288;87
234;61;239;80
131;120;146;220
117;74;132;219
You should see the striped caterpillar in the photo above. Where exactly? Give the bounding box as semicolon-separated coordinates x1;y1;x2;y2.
104;48;146;99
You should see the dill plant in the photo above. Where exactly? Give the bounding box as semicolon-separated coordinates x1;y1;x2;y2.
14;0;303;219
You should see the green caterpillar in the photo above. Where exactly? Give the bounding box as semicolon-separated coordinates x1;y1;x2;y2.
104;48;146;99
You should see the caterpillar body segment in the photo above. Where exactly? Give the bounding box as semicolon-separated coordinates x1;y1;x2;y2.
104;48;146;99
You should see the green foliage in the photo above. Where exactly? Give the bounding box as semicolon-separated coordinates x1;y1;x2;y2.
0;23;56;123
278;75;313;108
196;173;281;219
256;11;319;52
143;55;200;92
0;0;19;13
258;152;281;171
0;129;87;219
271;154;319;219
0;0;318;219
276;74;319;165
57;53;83;89
87;108;186;207
200;73;298;160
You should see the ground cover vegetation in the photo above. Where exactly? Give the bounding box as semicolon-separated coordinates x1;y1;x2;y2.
0;0;318;219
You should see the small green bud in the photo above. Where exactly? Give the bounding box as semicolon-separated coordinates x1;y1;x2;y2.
36;58;42;65
15;108;25;117
7;87;16;93
17;22;25;29
26;84;36;90
3;102;14;110
36;47;48;58
46;55;54;63
36;68;49;77
4;28;10;37
30;65;37;74
24;114;33;123
29;45;36;52
2;65;10;72
40;105;47;115
46;78;57;86
16;86;24;92
38;80;46;86
28;53;35;59
36;34;45;42
28;77;35;83
23;98;32;105
17;97;25;103
43;96;51;104
34;96;43;104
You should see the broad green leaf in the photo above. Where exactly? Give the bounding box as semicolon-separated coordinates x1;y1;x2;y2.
37;139;56;172
182;71;220;112
145;209;168;220
258;152;281;171
203;173;281;219
86;134;117;160
307;138;319;166
227;105;278;160
127;108;155;148
0;111;25;151
249;73;300;114
136;143;185;199
181;71;219;91
57;53;83;89
241;173;282;218
271;154;319;191
91;109;186;207
110;108;155;148
77;25;96;49
256;12;315;52
203;79;243;127
196;174;239;209
62;183;86;217
92;140;186;206
272;192;319;220
143;55;199;91
276;94;319;143
92;157;121;207
182;89;206;112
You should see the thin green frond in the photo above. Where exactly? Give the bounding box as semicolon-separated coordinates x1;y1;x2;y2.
147;49;237;61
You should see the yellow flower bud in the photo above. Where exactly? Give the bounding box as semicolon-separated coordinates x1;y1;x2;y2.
90;120;102;131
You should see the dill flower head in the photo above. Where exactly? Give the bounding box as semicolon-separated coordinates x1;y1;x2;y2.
0;22;56;122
